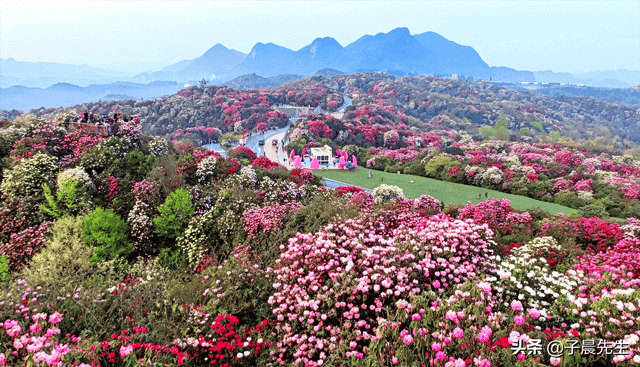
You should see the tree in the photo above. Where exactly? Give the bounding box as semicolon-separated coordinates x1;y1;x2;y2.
153;188;194;241
82;207;132;265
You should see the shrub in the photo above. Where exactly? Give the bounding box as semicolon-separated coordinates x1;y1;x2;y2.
424;155;460;181
23;216;94;292
268;210;496;366
0;221;53;271
372;184;405;205
0;255;9;283
153;188;194;241
0;152;58;203
83;207;133;264
231;145;257;162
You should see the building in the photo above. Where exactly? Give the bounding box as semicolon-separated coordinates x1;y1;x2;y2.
452;74;458;80
309;145;332;165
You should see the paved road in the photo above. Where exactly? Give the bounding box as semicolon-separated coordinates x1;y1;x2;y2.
203;127;289;157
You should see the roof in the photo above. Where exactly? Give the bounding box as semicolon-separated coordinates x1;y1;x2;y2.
309;145;332;155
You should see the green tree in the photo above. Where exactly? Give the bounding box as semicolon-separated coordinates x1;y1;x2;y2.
83;207;133;265
0;256;9;283
154;188;194;241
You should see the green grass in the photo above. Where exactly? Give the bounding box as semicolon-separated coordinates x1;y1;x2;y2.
314;167;577;215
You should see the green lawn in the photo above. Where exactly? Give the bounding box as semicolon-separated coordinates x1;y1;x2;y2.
314;167;576;215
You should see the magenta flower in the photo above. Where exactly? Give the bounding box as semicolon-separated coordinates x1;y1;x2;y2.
514;315;525;326
510;300;523;312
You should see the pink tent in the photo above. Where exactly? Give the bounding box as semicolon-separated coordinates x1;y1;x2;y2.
337;155;346;169
336;149;342;156
294;155;302;168
302;148;308;156
352;155;358;167
310;157;320;169
289;150;295;161
343;151;348;160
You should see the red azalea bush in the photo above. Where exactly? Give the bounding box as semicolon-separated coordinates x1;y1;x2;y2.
252;156;280;170
539;216;623;253
232;146;257;162
334;186;364;198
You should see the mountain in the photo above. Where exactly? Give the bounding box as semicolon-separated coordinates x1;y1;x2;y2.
343;27;440;75
533;70;630;88
0;81;182;111
223;73;303;90
0;58;132;88
132;44;247;84
413;31;488;76
232;42;297;77
161;59;196;72
574;69;640;86
181;44;246;77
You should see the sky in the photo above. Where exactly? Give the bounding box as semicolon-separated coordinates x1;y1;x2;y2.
2;0;639;75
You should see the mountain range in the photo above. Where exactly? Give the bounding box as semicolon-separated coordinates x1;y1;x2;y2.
2;27;639;111
133;27;533;83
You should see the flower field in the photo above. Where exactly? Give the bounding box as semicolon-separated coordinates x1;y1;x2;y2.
1;79;640;366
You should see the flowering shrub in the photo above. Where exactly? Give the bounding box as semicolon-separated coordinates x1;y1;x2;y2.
195;155;218;184
346;191;375;211
0;152;58;203
127;200;154;253
252;156;280;170
0;221;52;271
232;146;257;162
242;201;305;239
489;237;578;319
268;210;496;366
414;194;442;214
148;136;169;156
334;186;364;198
372;184;405;205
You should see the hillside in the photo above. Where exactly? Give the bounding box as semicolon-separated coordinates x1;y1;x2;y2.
1;106;639;366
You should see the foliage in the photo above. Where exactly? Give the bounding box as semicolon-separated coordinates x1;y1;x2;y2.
0;152;58;204
153;188;194;242
24;216;94;292
0;256;9;283
82;207;133;265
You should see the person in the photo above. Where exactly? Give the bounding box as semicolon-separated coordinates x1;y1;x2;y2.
380;177;383;181
368;170;373;178
477;193;482;200
485;192;489;199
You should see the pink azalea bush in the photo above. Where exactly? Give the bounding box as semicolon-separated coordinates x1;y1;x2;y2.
268;210;496;366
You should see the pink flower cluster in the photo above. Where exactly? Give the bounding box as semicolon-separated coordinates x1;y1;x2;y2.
242;201;305;238
267;209;495;366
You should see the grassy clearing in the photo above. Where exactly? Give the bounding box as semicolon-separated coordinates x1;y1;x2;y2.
314;167;576;215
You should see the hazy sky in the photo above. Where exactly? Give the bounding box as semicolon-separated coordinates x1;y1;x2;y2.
2;1;639;75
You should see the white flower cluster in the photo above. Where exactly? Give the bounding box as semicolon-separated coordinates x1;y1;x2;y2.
372;184;405;205
488;237;580;317
621;220;640;238
177;211;213;270
0;124;27;144
148;137;169;156
127;200;154;251
505;155;521;166
226;165;258;190
482;166;503;184
593;169;614;180
576;190;594;201
511;164;536;175
0;152;58;201
196;156;218;184
57;166;94;190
